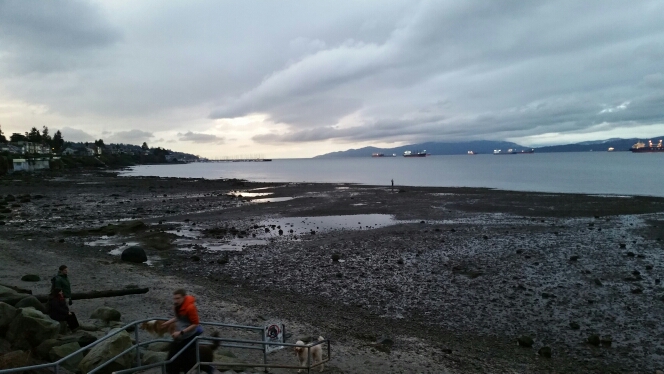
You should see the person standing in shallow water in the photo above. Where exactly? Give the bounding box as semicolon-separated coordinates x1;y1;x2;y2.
52;265;72;305
163;289;203;374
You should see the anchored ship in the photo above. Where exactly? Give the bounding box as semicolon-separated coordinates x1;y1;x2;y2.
467;151;477;155
371;153;385;157
493;149;517;155
630;140;664;153
519;149;535;154
403;150;427;157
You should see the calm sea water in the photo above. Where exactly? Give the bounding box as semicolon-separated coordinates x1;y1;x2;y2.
120;152;664;197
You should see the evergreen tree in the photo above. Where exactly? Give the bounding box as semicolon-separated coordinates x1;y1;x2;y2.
27;127;42;143
52;130;64;152
141;142;149;151
41;126;52;145
0;124;6;143
94;139;105;147
10;133;28;142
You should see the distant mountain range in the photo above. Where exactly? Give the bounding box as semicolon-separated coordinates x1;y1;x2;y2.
313;136;664;158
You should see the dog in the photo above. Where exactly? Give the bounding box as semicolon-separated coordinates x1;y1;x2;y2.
140;320;175;337
294;336;325;373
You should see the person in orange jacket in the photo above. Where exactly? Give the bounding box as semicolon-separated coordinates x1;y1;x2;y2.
163;289;203;374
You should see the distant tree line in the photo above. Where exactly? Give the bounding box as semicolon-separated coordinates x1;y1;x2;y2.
0;124;65;152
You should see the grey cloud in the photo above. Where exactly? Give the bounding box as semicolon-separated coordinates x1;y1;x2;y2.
106;129;154;144
177;131;225;144
0;0;121;74
59;127;95;142
2;1;664;149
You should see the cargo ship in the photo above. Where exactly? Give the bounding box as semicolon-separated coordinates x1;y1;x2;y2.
403;150;427;157
371;153;385;157
467;151;477;155
519;149;535;154
493;149;517;155
630;140;663;153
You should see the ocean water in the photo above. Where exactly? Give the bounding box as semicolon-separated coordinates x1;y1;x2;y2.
119;152;664;197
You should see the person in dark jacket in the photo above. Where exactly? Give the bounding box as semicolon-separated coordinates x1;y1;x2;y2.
47;288;79;331
53;265;72;305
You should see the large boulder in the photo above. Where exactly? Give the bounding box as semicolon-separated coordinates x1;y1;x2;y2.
0;302;17;331
78;329;135;374
90;307;121;324
0;350;31;369
20;275;40;282
0;286;17;298
121;247;147;263
49;342;83;371
141;350;167;365
6;308;60;350
14;296;46;313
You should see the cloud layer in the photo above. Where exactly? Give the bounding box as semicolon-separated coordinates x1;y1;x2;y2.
0;0;663;156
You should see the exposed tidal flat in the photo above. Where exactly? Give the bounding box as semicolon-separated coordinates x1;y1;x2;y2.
1;170;664;373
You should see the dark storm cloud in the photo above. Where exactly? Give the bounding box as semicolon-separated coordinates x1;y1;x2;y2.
177;131;225;144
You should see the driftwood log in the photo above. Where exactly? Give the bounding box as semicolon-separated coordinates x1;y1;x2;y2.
0;287;149;306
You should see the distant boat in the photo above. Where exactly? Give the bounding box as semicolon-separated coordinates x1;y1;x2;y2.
630;140;664;153
519;149;534;154
607;147;615;152
493;149;517;155
467;151;477;155
404;150;427;157
372;153;385;157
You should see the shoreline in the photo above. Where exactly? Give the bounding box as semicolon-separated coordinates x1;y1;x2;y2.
1;170;664;373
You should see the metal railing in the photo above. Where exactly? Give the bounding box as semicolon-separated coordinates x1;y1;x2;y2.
0;318;331;374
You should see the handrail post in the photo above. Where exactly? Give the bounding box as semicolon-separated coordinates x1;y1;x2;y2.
261;328;268;373
195;337;201;374
54;363;59;374
134;323;141;367
307;345;311;374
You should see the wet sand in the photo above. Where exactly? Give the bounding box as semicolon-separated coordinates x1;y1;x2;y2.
1;170;664;373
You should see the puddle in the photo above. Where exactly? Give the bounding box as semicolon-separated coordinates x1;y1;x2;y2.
352;203;366;206
257;214;399;236
86;236;139;247
251;197;294;203
227;191;273;198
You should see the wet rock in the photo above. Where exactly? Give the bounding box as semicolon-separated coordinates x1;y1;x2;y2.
20;274;40;282
593;278;603;286
120;247;147;263
646;265;653;270
191;255;201;262
569;255;579;262
517;335;534;347
217;256;229;265
331;254;341;262
631;288;643;294
637;254;646;259
656;279;661;285
541;292;555;299
538;346;552;358
619;243;626;248
90;307;121;323
4;195;15;202
626;251;635;257
482;235;489;240
569;322;580;330
587;334;601;346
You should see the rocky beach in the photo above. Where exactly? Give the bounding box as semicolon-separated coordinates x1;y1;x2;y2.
1;170;664;373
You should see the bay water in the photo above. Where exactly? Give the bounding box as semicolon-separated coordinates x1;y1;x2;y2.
120;152;664;197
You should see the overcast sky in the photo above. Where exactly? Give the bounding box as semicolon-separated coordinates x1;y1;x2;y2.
1;0;663;158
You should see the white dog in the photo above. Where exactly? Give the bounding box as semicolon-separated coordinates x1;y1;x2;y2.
294;336;325;372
